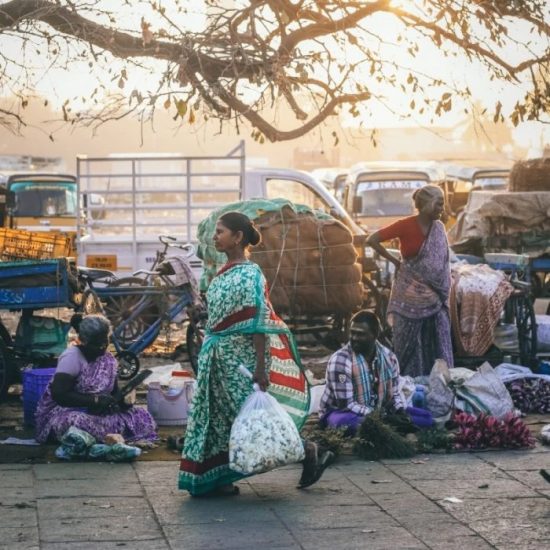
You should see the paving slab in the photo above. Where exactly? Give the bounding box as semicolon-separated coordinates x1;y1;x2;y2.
477;449;549;470
40;541;170;550
162;520;299;549
0;469;35;488
291;525;427;550
34;462;140;482
36;496;153;520
39;515;164;544
0;503;38;529
442;495;549;528
36;479;143;498
151;492;280;526
0;525;39;548
248;477;374;505
384;458;510;481
413;477;538;500
505;469;550;491
270;503;399;531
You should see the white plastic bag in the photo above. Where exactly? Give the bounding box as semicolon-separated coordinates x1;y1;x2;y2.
229;382;305;475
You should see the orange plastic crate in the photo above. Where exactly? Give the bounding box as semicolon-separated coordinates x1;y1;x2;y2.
0;228;72;261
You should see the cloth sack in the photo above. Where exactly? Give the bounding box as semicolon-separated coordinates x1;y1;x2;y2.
229;384;305;475
452;362;515;419
425;359;455;424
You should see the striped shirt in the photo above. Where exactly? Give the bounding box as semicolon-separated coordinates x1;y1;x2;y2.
319;343;403;417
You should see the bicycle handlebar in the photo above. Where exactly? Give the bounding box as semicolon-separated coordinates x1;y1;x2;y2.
158;235;195;255
159;235;177;244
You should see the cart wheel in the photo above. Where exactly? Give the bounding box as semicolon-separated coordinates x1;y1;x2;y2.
103;277;160;348
186;321;204;376
117;351;140;380
82;289;105;315
513;293;538;369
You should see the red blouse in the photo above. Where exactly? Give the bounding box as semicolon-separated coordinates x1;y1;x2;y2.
377;216;426;258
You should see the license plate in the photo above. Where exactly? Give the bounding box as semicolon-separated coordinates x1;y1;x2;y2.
86;254;117;270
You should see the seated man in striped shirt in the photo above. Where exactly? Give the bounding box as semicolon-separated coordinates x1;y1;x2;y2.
319;310;404;435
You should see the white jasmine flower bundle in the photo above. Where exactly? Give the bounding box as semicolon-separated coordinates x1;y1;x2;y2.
229;383;305;475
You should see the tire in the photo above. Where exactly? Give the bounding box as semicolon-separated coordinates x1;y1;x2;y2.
116;350;140;380
82;289;105;315
102;277;160;348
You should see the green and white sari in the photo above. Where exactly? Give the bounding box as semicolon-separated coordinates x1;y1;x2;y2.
179;261;310;495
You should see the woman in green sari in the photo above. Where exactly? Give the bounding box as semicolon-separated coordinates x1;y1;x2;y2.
179;212;333;496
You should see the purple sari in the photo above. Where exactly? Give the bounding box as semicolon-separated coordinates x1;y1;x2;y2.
35;351;157;444
387;220;453;377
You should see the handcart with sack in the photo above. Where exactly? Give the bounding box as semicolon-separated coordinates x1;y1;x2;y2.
197;198;365;347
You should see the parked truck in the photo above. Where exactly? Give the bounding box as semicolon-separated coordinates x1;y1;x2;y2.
77;142;366;278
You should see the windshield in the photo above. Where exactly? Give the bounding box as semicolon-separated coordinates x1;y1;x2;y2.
472;177;507;190
9;181;77;217
356;180;424;217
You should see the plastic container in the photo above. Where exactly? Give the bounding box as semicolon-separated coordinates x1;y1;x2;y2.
412;385;427;409
22;367;56;426
146;371;195;426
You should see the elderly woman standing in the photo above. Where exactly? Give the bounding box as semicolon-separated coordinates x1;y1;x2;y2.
366;184;453;377
35;314;157;444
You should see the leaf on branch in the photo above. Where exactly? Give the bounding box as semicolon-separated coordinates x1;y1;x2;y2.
141;18;154;46
189;109;196;124
164;97;171;109
176;100;187;117
493;101;502;123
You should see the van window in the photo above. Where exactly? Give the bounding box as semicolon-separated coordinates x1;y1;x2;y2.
265;178;330;212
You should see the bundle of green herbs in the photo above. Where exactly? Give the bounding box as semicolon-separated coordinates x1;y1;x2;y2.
353;413;416;460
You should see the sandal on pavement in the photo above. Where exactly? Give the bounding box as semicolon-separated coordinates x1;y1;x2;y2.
297;449;335;489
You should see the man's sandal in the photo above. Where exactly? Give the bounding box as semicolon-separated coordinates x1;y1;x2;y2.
297;446;335;489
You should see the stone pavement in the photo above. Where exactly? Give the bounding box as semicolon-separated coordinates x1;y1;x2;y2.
1;447;548;550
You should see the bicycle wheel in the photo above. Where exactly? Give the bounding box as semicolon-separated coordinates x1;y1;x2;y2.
103;277;160;348
117;350;140;380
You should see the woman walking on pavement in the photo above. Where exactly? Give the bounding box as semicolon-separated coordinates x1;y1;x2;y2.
179;211;333;497
366;185;453;377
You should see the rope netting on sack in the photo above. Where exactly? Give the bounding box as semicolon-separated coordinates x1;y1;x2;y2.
509;158;550;192
197;199;363;315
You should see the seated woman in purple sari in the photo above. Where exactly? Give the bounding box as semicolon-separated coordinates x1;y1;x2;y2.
366;185;453;377
35;314;157;444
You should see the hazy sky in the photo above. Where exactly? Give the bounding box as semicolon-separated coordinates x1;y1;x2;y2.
0;1;547;153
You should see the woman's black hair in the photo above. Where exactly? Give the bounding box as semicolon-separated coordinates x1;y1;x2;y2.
76;314;111;344
351;310;380;338
70;313;84;334
218;211;261;247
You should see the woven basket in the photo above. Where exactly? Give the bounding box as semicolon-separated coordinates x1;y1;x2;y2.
509;158;550;192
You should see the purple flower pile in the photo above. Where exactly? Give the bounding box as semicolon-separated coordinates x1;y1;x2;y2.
453;412;535;450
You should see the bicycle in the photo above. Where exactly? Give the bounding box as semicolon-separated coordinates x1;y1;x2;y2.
77;235;205;379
